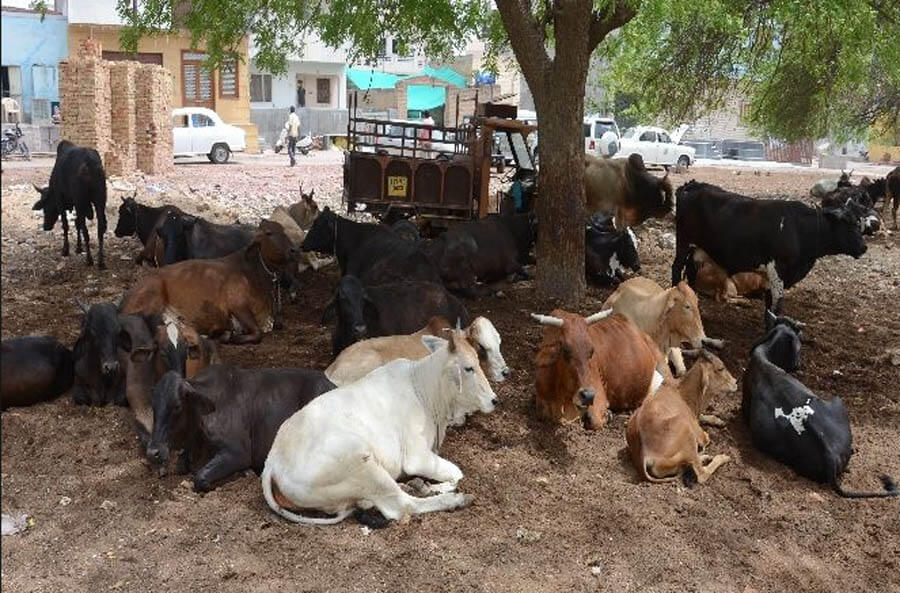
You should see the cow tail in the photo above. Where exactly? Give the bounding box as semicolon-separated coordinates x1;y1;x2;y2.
260;464;353;525
832;474;899;499
641;459;679;484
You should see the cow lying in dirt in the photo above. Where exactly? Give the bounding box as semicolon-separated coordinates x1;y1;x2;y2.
532;310;675;429
685;246;768;303
325;316;509;385
147;365;335;491
602;277;723;376
584;153;673;228
742;313;898;499
1;336;74;410
120;221;296;344
262;330;496;526
626;350;737;485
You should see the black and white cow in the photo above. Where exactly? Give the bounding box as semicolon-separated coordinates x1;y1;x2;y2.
741;313;898;499
585;212;640;286
672;181;867;322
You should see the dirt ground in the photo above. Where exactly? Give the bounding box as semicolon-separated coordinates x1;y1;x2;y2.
2;160;899;593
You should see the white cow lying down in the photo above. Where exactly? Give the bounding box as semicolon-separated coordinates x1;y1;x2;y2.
262;329;497;525
325;316;510;386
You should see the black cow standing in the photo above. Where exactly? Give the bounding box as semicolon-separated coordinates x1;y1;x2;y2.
33;140;108;268
742;313;897;499
672;181;867;322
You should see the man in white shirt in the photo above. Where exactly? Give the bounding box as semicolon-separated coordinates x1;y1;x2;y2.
284;106;301;166
418;110;435;158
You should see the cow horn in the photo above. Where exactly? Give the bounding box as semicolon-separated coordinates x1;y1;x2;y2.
681;348;701;359
584;309;613;324
455;317;462;331
530;313;564;327
32;182;45;194
73;298;89;314
701;337;725;350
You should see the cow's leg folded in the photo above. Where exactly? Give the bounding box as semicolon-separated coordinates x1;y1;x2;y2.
691;453;730;484
403;446;464;487
193;448;248;492
228;307;262;344
361;462;472;521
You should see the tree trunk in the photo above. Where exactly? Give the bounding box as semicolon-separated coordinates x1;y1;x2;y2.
533;86;587;303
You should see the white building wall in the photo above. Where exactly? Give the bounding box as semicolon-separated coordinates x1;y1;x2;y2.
68;0;122;24
250;61;346;110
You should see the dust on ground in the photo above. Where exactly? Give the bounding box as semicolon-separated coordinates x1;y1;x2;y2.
2;160;899;593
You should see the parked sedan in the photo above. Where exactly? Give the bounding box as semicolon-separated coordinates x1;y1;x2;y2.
616;125;695;169
172;107;247;164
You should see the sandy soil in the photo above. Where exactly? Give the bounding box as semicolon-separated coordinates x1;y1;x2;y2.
2;160;899;593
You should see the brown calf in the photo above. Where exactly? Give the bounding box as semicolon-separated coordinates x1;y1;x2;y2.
120;220;296;344
690;247;768;303
626;350;737;484
532;310;670;429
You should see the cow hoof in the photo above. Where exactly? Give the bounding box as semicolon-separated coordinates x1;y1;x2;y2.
98;261;107;270
452;493;474;509
401;478;429;496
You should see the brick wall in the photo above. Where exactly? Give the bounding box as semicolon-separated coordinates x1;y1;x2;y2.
59;39;174;176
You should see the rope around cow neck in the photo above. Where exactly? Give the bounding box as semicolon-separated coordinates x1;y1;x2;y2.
257;250;282;315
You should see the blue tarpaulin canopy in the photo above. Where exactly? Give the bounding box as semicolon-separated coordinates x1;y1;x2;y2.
347;68;402;90
407;85;447;111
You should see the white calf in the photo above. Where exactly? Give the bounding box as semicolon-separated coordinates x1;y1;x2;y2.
262;329;497;525
325;316;510;386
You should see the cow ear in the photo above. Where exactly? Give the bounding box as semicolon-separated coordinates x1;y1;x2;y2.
421;335;447;354
183;383;215;415
321;298;337;325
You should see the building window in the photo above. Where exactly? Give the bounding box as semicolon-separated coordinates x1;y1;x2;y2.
316;78;331;104
378;38;387;58
182;51;214;109
392;38;409;57
219;59;238;98
250;74;272;102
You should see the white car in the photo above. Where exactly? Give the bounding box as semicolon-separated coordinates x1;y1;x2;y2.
584;115;620;155
616;125;694;168
172;107;246;164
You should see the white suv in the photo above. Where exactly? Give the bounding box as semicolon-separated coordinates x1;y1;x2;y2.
172;107;247;164
584;115;620;155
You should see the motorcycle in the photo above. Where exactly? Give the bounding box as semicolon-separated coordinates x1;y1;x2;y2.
274;128;312;156
1;123;30;160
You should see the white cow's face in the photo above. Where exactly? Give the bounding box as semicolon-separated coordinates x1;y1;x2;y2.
446;331;497;416
467;317;510;383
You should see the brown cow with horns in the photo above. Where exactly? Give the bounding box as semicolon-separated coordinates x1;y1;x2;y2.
532;309;676;429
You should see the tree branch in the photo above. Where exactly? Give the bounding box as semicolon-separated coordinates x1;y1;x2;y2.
588;0;638;51
494;0;551;97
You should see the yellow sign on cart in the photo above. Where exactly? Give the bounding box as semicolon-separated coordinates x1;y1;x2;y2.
387;176;408;197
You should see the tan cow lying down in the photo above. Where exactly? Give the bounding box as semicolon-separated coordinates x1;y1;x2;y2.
585;153;673;228
262;330;497;526
325;316;509;386
532;310;678;429
602;277;723;376
626;350;737;484
690;247;768;303
267;192;332;272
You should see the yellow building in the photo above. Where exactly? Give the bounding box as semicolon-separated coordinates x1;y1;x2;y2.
67;23;258;153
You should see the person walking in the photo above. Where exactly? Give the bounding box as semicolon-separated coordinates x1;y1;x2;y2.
418;110;435;158
284;106;301;166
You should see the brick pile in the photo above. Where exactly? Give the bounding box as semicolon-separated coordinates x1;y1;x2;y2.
58;39;174;176
135;64;175;174
106;61;138;175
59;39;111;155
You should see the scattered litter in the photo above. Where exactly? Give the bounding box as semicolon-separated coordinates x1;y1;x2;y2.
59;496;72;506
360;526;372;536
100;499;117;511
832;370;843;377
1;512;33;536
515;527;542;543
535;476;549;485
806;492;825;503
110;180;135;193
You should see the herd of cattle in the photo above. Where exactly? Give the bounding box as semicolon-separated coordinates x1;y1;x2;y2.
2;143;898;528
